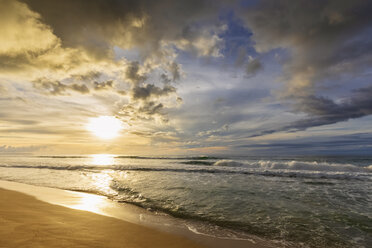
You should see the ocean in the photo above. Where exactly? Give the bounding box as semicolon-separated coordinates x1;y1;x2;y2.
0;155;371;247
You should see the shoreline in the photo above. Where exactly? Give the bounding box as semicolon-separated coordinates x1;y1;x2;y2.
0;180;275;248
0;187;204;248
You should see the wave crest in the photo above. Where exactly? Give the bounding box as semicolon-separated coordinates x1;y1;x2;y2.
214;159;371;173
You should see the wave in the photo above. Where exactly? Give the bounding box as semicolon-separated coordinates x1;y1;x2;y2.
180;161;215;165
37;156;89;158
0;162;371;180
109;179;304;243
65;183;281;243
115;155;220;160
213;159;372;173
0;164;100;170
38;155;221;160
109;180;148;204
213;160;244;167
20;159;370;175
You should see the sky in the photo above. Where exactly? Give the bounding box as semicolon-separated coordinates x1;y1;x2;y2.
0;0;371;155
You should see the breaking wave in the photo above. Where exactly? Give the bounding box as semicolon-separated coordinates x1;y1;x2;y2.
0;159;371;180
213;159;372;172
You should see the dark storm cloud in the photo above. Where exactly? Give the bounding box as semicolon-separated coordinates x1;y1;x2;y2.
20;0;226;59
289;86;372;129
247;86;372;137
240;0;372;58
237;0;372;132
239;0;372;89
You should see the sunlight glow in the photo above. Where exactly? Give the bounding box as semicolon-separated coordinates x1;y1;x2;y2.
87;116;122;139
90;154;115;166
69;192;108;214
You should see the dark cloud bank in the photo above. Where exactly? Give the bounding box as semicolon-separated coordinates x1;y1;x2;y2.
237;0;372;136
248;86;372;137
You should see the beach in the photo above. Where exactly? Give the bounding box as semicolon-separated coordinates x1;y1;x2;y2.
0;155;370;248
0;180;271;248
0;187;204;248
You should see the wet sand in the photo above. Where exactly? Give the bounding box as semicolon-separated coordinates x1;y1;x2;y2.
0;188;205;248
0;181;274;248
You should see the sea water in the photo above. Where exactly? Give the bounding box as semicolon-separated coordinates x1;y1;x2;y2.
0;155;371;247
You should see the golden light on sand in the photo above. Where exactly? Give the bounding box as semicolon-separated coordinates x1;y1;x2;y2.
87;116;122;139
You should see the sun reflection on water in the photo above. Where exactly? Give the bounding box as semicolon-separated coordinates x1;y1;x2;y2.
68;192;109;215
90;171;116;195
90;154;115;166
68;154;126;215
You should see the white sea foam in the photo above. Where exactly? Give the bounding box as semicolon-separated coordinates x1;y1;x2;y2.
213;159;372;173
1;158;370;181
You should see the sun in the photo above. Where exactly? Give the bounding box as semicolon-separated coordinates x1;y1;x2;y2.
87;116;122;139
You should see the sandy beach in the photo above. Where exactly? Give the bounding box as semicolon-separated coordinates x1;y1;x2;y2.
0;180;273;248
0;188;205;248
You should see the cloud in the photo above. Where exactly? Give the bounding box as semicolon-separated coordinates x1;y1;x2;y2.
247;85;372;137
240;0;372;90
72;71;101;82
132;84;176;100
33;78;90;95
167;61;182;81
2;0;371;155
119;100;168;123
289;86;372;129
0;0;59;56
171;24;227;57
138;101;164;116
124;61;147;85
94;80;114;91
197;124;229;137
20;0;226;60
111;60;179;122
0;0;117;84
0;0;207;129
0;144;45;153
0;0;61;74
245;57;263;77
70;84;90;94
237;132;372;155
1;0;227;125
238;0;372;130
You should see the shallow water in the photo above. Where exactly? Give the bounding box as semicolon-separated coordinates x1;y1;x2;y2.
0;155;371;247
